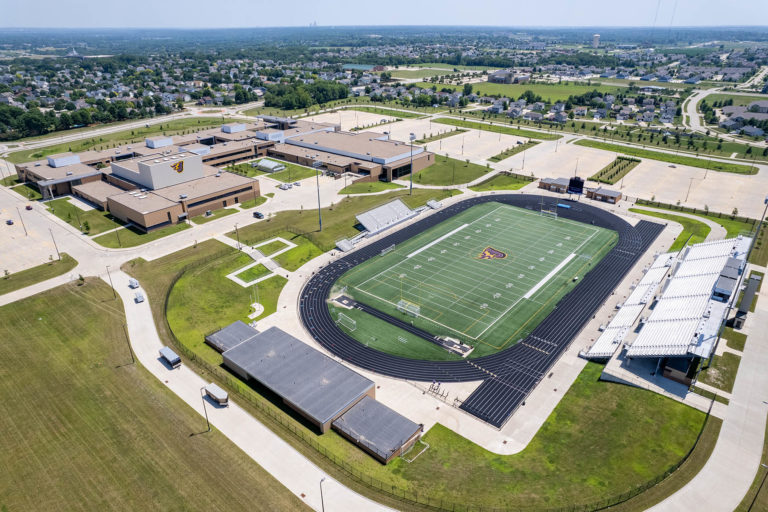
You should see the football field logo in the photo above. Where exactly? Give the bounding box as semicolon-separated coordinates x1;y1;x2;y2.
478;246;507;260
171;161;184;173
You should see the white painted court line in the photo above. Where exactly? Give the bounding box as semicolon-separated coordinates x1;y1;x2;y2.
406;223;469;258
523;253;576;299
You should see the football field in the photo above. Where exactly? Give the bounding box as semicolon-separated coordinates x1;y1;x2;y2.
338;202;617;357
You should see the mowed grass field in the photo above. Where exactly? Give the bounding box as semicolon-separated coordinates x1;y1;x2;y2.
416;81;623;101
338;202;617;357
0;279;307;511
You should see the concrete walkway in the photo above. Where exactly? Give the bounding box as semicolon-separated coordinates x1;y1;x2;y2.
109;269;393;512
649;275;768;511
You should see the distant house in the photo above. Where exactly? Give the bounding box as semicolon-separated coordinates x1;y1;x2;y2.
524;111;543;121
553;111;568;123
719;119;741;131
574;106;588;116
741;126;765;138
508;107;523;119
748;101;768;113
531;102;546;112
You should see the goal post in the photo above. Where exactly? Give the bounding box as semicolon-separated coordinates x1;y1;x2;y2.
397;299;421;317
337;312;357;332
540;208;558;220
380;244;396;256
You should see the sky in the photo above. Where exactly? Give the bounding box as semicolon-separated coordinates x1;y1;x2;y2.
0;0;767;29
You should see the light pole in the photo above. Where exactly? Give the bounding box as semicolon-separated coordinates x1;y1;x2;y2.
234;223;241;250
15;207;28;236
105;265;116;299
49;228;60;260
409;133;415;195
314;159;323;231
319;477;327;512
200;387;211;433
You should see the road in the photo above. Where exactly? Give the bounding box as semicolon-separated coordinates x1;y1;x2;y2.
683;87;768;146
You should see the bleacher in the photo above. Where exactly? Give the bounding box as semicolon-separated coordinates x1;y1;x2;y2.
356;199;419;237
625;236;751;359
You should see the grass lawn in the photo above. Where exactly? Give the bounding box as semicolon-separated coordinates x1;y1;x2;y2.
629;208;711;251
433;117;562;140
10;183;43;200
339;180;404;194
0;253;77;295
233;189;460;251
408;154;492;186
6;117;226;164
235;263;271;283
698;352;741;393
46;197;124;235
256;238;289;256
469;173;533;192
271;234;324;272
0;175;21;187
417;81;623;102
723;326;748;352
0;279;307;512
390;68;451;80
749;229;768;267
328;304;462;361
349;106;424;119
239;196;268;209
415;128;467;144
386;362;708;509
92;222;191;248
266;162;320;183
190;207;238;225
487;141;539;162
226;162;265;178
574;139;758;174
704;93;768;107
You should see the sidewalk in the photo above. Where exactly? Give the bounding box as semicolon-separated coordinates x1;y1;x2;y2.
108;269;393;512
648;282;768;511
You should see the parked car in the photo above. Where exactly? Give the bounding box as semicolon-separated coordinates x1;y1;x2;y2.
293;182;301;186
253;211;264;219
5;219;13;225
25;205;32;211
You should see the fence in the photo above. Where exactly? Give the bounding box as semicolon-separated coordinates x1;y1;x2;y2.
158;258;717;512
500;170;537;182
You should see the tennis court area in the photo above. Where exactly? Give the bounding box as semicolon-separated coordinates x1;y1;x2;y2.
337;202;617;357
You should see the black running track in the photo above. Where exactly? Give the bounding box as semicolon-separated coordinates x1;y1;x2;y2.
299;195;663;428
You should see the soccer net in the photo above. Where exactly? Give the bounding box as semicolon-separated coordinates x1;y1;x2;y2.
381;244;396;256
397;299;421;317
337;312;357;332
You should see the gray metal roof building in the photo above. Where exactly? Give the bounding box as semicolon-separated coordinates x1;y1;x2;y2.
222;326;375;432
332;396;423;464
205;320;259;353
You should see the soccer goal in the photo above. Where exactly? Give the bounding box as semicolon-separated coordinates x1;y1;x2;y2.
540;208;558;220
337;312;357;332
397;299;421;317
380;244;396;256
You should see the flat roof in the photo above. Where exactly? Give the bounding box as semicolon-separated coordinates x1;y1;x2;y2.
270;143;365;168
153;168;254;203
205;321;259;353
72;180;133;202
332;396;421;459
23;162;103;182
286;130;421;163
222;326;374;426
108;190;179;214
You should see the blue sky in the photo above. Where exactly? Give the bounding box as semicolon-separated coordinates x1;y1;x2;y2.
0;0;766;28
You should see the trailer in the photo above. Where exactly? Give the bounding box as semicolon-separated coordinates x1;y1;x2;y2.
159;346;181;369
205;383;229;406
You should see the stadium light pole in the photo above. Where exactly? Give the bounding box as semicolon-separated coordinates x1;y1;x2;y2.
234;223;241;250
319;477;327;512
409;133;415;196
200;387;211;433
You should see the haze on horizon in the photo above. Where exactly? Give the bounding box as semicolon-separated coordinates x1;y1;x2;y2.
1;0;767;30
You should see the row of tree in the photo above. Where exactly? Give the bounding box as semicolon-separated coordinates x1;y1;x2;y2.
263;80;349;110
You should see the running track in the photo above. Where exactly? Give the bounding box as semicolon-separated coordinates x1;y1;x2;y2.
299;195;663;428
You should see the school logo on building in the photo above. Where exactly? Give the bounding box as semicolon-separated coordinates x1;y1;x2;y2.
478;246;507;260
171;161;184;173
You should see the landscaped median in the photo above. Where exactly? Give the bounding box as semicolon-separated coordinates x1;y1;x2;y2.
433;117;562;141
574;139;758;174
0;253;77;295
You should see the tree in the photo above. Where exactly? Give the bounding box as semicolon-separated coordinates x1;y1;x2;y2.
463;83;473;97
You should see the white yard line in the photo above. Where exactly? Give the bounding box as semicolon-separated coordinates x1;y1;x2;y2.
523;253;576;299
406;223;469;258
